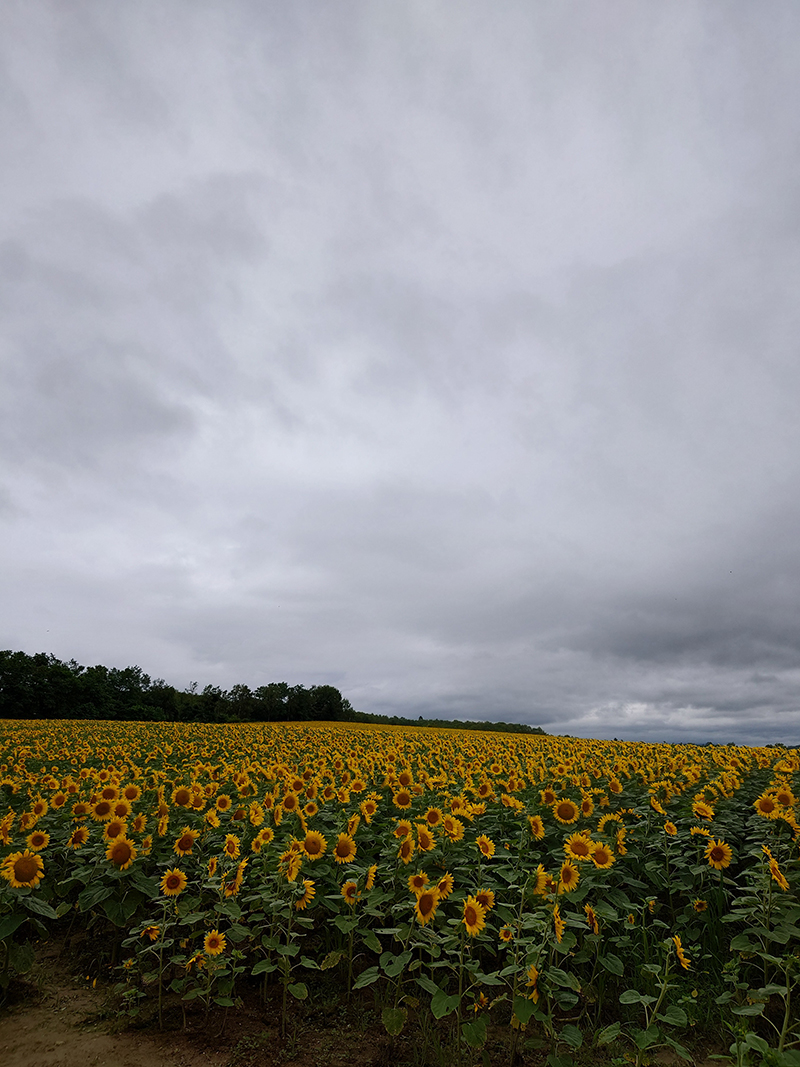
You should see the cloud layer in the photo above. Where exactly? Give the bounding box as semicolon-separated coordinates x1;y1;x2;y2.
2;2;800;744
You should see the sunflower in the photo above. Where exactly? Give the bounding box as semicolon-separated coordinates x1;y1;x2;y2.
90;799;113;822
215;794;232;812
499;925;514;943
754;793;779;818
558;861;580;893
693;899;708;912
207;856;218;877
112;799;132;820
1;850;44;889
672;935;691;970
407;871;429;894
122;783;141;803
525;964;540;1002
664;821;678;836
476;834;496;858
584;904;600;934
68;826;90;849
580;795;594;818
462;895;487;937
416;825;435;852
393;789;413;810
398;836;415;864
141;925;160;941
172;786;192;807
414;887;440;926
173;827;199;856
394;819;413;839
540;787;557;805
341;880;360;906
424;807;443;827
564;832;593;861
25;830;50;851
774;785;795;808
301;830;327;861
360;799;378;822
591;843;615;869
333;833;357;864
106;836;137;870
528;815;545;840
160;868;188;896
705;839;732;870
204;929;226;955
435;871;454;899
553;799;580;825
72;801;90;818
366;864;378;891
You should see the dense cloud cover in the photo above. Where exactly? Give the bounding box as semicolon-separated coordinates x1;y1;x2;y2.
2;2;800;744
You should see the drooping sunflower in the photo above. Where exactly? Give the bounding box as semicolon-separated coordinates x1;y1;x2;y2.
106;836;137;870
584;904;600;934
416;825;435;852
398;836;415;864
476;834;496;859
553;798;580;825
692;800;714;821
173;827;199;856
553;903;565;943
1;850;44;889
68;826;90;849
341;880;360;906
333;833;357;864
558;861;580;893
414;887;439;926
407;871;429;894
366;864;378;890
435;871;454;899
204;929;226;955
672;935;691;970
475;888;495;912
591;843;615;870
295;878;316;910
525;964;539;1002
223;834;241;858
301;830;327;861
705;838;732;871
528;815;545;840
462;895;487;937
160;868;188;896
768;857;789;891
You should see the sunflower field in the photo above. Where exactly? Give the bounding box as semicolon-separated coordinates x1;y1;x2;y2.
1;720;799;1066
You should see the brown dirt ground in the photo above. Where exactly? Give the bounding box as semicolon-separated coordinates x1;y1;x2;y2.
0;935;730;1067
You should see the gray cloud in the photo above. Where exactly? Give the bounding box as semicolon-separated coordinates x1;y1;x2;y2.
1;2;800;745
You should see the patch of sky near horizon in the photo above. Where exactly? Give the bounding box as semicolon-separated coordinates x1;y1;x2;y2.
2;2;800;744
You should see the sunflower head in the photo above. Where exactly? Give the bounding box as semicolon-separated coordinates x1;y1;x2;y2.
462;895;487;937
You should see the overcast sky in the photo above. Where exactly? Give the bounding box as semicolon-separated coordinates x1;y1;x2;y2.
2;2;800;745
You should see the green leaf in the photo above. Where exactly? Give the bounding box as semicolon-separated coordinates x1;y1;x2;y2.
353;966;380;989
300;955;320;970
287;982;308;1000
78;883;113;912
560;1024;583;1049
381;1006;407;1035
362;930;382;953
657;1005;687;1027
384;950;412;978
251;959;277;976
731;1004;764;1016
597;1022;621;1045
634;1025;661;1050
20;895;58;920
430;987;461;1019
461;1014;488;1048
730;933;757;952
547;967;580;991
743;1033;769;1055
334;914;358;934
512;996;536;1026
416;974;439;996
0;912;26;940
600;954;624;976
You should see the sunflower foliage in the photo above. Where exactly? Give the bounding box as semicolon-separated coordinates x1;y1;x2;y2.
0;720;798;1062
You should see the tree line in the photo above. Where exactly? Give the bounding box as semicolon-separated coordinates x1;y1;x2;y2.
0;650;543;734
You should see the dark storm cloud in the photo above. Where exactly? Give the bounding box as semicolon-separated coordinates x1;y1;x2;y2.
1;2;800;745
